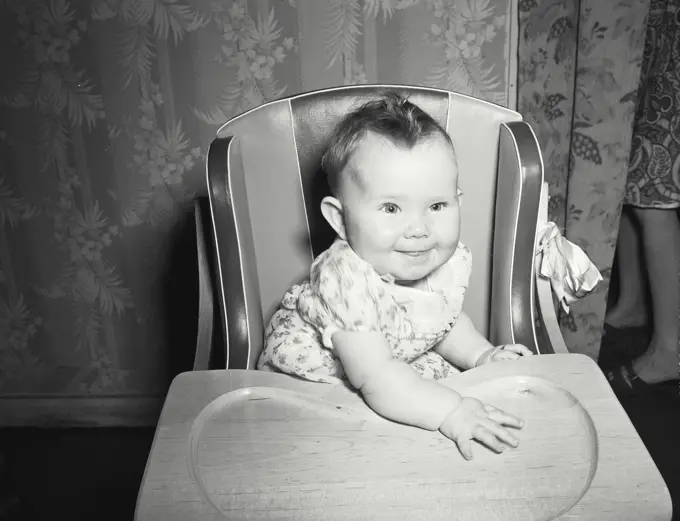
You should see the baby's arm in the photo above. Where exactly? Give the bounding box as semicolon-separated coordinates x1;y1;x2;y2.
434;311;495;370
435;312;533;369
333;330;523;458
333;330;461;430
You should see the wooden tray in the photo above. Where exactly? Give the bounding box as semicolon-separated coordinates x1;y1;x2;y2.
135;354;672;520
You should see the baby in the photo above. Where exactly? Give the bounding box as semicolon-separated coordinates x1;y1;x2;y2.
258;91;533;460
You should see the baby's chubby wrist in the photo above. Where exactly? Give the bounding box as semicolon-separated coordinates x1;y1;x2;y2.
437;397;464;432
474;345;504;367
401;376;465;431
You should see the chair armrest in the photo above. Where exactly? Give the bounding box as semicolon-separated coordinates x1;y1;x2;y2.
206;135;264;369
490;121;543;352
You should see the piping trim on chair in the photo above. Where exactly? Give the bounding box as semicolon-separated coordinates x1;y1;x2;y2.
206;139;230;367
526;124;547;352
228;138;252;368
503;122;521;347
214;84;519;140
206;136;252;369
500;121;545;353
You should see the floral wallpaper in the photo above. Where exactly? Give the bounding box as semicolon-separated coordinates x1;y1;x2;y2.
0;0;515;423
518;0;650;358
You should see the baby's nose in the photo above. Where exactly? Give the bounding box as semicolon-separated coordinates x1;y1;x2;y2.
404;218;430;238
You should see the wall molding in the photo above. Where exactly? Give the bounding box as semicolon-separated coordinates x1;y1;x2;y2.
0;395;164;427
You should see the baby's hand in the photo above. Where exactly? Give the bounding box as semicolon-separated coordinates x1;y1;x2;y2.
439;397;524;460
490;343;533;361
478;344;533;365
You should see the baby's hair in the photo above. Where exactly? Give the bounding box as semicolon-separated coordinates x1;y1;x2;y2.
321;90;455;194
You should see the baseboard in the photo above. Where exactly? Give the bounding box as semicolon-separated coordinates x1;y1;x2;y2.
0;395;165;427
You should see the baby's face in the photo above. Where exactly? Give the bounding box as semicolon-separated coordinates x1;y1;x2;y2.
340;132;460;284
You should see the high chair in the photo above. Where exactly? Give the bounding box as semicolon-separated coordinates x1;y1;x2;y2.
135;86;671;521
198;84;567;371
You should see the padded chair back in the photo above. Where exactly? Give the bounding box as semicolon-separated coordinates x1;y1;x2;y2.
207;85;543;369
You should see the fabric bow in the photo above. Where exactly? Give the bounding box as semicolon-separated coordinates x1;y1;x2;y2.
535;221;603;313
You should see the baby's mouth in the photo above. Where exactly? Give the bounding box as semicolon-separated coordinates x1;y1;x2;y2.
399;249;431;258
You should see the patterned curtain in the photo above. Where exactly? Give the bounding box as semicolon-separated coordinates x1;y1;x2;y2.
0;0;516;424
518;0;650;358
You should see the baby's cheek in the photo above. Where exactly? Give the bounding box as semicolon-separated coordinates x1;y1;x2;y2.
364;221;400;243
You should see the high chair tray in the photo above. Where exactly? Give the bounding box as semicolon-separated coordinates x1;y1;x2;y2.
135;353;671;520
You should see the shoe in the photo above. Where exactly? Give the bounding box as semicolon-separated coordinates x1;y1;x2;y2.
599;324;650;370
602;322;649;340
604;362;679;397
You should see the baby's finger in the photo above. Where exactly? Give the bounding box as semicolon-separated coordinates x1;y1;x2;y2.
485;406;525;430
456;437;474;460
496;351;521;360
482;420;520;448
472;425;508;454
505;344;534;356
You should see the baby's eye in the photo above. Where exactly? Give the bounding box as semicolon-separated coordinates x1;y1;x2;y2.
381;203;400;214
430;202;447;211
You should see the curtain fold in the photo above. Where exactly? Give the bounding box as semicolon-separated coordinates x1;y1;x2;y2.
518;0;650;358
0;0;515;422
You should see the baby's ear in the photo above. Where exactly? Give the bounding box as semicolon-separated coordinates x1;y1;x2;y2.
320;196;347;240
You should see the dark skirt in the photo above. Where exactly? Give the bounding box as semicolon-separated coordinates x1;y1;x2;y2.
626;0;680;209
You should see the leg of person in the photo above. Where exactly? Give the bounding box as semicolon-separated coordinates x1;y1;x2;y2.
628;207;680;383
605;207;648;328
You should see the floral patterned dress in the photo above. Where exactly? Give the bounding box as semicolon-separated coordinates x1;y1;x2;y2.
626;0;680;209
257;239;472;384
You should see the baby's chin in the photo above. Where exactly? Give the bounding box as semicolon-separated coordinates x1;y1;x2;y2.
392;262;447;286
401;250;457;281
